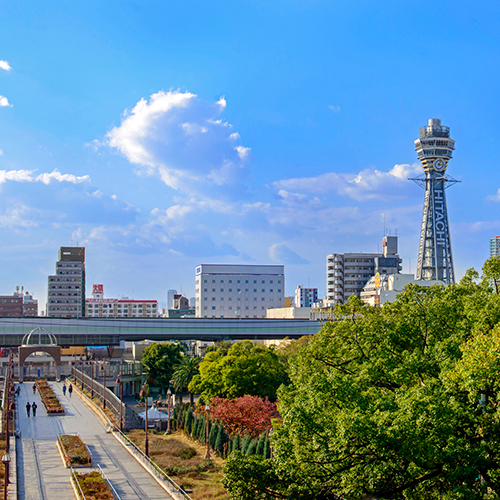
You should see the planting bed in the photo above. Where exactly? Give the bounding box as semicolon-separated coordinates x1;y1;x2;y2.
35;379;65;415
71;470;114;500
58;434;92;468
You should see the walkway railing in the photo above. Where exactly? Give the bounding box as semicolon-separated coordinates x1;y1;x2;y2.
112;429;193;500
72;377;193;500
97;464;122;500
72;367;125;428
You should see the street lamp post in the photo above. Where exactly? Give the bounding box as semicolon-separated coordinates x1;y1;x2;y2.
101;363;106;410
116;372;123;432
2;453;10;499
141;383;149;457
79;357;84;389
204;403;211;460
166;387;172;435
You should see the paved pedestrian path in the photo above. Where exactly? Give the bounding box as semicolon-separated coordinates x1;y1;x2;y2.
15;381;170;500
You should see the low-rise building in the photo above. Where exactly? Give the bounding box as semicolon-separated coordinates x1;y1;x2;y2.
0;287;38;317
85;284;158;318
360;273;444;306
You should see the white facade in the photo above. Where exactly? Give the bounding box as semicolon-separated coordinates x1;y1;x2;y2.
326;236;402;305
85;284;158;318
361;273;444;306
490;236;500;257
195;264;285;318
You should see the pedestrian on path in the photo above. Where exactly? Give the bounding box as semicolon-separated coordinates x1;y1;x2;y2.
32;402;37;417
68;384;73;397
62;384;67;396
32;384;36;395
26;402;31;417
15;386;20;396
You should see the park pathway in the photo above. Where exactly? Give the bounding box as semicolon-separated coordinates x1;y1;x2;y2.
15;381;170;500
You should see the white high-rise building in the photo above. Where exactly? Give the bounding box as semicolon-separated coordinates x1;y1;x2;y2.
490;236;500;257
195;264;285;318
326;236;402;305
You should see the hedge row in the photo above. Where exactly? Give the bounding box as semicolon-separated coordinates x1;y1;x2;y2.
172;403;272;459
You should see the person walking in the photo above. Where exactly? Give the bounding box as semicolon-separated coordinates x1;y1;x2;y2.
32;402;37;417
32;384;36;395
62;384;67;396
68;384;73;397
26;401;31;417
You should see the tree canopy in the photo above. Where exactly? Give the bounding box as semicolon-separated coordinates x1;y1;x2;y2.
223;258;500;500
141;342;183;388
188;340;288;402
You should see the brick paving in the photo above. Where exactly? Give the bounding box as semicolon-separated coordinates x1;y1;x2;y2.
15;381;171;500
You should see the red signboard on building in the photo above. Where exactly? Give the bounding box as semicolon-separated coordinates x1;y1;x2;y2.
92;284;104;294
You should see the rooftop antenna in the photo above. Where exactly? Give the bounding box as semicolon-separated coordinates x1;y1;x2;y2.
382;213;386;236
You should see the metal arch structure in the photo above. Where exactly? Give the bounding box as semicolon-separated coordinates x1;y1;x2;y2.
410;118;460;285
21;326;58;346
18;326;62;382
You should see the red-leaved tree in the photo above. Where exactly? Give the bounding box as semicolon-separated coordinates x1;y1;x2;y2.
197;395;279;438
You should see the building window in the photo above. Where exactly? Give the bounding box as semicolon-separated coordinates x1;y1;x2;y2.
212;298;216;301
220;289;224;292
204;289;207;292
204;306;207;310
253;289;257;292
212;306;216;310
270;289;273;293
220;280;224;283
204;280;207;283
262;289;265;293
212;289;216;292
245;280;249;284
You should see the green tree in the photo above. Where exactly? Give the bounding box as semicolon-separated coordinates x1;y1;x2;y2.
171;355;200;405
188;340;288;401
223;273;500;499
141;342;182;388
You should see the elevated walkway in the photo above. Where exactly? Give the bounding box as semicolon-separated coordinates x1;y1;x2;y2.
15;381;172;500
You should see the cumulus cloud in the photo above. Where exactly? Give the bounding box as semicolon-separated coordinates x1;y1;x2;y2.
272;163;422;201
0;169;90;185
0;61;11;71
328;105;341;112
106;90;250;195
269;243;309;265
0;96;12;107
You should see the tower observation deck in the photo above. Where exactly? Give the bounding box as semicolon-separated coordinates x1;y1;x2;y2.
410;118;459;284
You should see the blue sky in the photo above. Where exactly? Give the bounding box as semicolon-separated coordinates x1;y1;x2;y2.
1;1;499;310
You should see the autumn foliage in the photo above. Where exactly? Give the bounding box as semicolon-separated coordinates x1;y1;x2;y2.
195;395;279;438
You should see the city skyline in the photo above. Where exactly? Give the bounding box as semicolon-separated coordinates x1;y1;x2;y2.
1;2;500;310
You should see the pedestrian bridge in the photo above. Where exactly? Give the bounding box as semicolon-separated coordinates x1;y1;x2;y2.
0;317;322;347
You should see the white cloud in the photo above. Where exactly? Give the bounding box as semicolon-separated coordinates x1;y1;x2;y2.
0;169;90;185
328;105;341;112
487;189;500;202
0;96;12;107
105;90;250;195
0;149;3;156
35;170;90;185
272;163;422;201
0;61;11;71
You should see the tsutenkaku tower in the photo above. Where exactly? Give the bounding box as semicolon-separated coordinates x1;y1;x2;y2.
411;118;459;284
